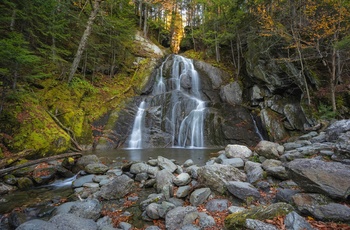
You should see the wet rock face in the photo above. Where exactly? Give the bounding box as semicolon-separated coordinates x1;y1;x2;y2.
94;55;262;149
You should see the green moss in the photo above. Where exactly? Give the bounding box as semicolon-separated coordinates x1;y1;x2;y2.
225;202;294;229
9;100;71;157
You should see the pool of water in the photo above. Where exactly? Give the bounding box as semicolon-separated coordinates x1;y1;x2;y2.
88;147;224;166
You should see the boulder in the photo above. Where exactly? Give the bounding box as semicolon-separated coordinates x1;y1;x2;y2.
76;155;100;170
226;181;260;201
312;203;350;222
325;119;350;141
245;219;278;230
146;203;162;220
244;161;264;184
205;199;229;212
165;206;199;230
292;193;331;215
225;144;253;159
72;175;94;188
198;212;216;228
156;169;175;199
69;199;102;221
287;159;350;199
225;202;294;229
262;159;289;180
32;166;57;184
0;182;16;195
85;163;109;174
158;156;177;173
98;175;134;200
173;173;191;186
284;211;314;230
221;158;244;168
176;186;191;198
17;177;34;190
16;219;59;230
255;140;284;159
219;82;242;105
49;213;98;230
197;164;247;194
189;188;211;206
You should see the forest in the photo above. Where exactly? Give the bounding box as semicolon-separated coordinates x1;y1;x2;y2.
1;0;350;157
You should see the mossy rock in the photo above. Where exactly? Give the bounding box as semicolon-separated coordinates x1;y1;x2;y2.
9;100;71;157
3;174;17;185
17;177;34;190
224;202;294;229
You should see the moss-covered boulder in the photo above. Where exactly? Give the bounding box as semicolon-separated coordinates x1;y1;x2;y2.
9;101;70;157
224;202;294;229
17;177;34;190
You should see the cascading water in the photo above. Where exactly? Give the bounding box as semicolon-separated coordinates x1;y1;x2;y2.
128;55;206;148
128;101;146;149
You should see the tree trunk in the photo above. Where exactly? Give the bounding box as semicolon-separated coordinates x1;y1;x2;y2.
0;152;82;176
68;0;102;83
331;46;337;112
143;3;148;37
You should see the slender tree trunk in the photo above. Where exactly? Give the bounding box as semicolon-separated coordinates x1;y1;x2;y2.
68;0;102;83
331;46;337;112
291;27;310;105
139;1;143;30
236;33;241;77
10;9;16;31
143;3;148;37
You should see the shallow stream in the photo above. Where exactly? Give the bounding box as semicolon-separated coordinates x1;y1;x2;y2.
0;147;222;228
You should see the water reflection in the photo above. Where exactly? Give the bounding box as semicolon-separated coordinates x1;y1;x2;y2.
88;147;223;166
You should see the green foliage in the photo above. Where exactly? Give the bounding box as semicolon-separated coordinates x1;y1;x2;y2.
336;36;350;50
318;103;337;120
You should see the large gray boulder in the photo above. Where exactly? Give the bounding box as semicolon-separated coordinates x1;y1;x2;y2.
287;159;350;200
225;144;253;159
157;156;177;173
165;206;199;230
156;169;175;199
262;159;289;180
219;82;242;105
255;140;284;159
98;175;134;200
284;211;314;230
49;213;98;230
76;155;100;170
325;119;350;141
244;161;264;184
197;164;247;194
226;181;260;201
69;199;102;221
16;219;59;230
292;193;350;222
189;188;211;206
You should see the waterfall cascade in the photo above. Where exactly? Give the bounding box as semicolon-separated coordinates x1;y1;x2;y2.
128;101;146;148
128;55;206;149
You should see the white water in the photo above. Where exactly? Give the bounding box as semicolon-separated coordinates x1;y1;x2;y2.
171;56;205;147
128;55;206;148
251;114;264;141
129;101;146;149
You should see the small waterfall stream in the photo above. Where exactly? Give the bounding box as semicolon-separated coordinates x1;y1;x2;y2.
128;101;146;148
128;55;206;149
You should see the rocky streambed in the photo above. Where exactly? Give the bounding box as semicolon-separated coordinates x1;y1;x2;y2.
1;120;350;229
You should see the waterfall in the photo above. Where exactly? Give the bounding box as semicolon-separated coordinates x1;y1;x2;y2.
169;55;205;148
251;114;264;141
129;101;146;149
128;55;206;149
